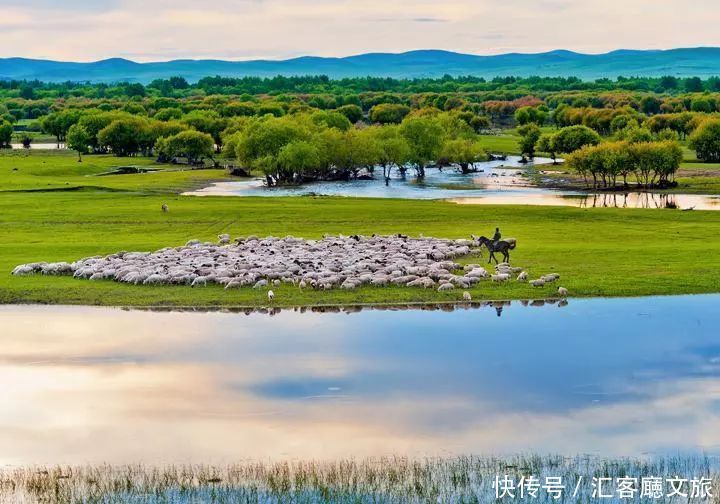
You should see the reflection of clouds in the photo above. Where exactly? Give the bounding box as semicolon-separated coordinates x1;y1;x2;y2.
0;297;719;464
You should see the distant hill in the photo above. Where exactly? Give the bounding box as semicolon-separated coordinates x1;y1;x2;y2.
1;48;719;83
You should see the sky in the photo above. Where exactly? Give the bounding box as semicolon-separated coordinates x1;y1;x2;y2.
1;0;719;62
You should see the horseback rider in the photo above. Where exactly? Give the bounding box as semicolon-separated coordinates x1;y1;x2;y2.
492;227;501;248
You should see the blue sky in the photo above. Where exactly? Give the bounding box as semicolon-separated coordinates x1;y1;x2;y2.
1;0;718;61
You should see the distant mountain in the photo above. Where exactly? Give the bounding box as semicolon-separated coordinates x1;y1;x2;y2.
1;48;719;83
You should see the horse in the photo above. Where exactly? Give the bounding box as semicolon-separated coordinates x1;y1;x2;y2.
473;235;517;264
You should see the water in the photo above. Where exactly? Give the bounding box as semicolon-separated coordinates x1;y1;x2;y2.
1;295;719;465
184;156;720;210
9;143;65;150
186;156;565;200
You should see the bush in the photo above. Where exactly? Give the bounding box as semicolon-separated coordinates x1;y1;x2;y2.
689;119;720;162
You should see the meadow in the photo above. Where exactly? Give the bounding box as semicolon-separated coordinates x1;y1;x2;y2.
2;150;720;307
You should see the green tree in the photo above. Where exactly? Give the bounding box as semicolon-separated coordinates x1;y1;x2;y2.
369;104;411;124
276;141;321;182
156;130;214;165
440;139;485;173
553;125;601;153
368;126;410;185
0;120;12;148
66;124;91;161
336;105;363;124
689;119;720;162
182;110;228;153
311;111;352;131
97;118;149;156
399;116;444;177
517;123;541;158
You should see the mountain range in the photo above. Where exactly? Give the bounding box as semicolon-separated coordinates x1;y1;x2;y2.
1;48;719;84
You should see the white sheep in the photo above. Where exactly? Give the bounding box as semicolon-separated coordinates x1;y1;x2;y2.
463;291;472;301
218;234;231;245
558;287;569;297
491;273;510;282
530;279;545;287
437;283;454;292
517;271;528;282
267;290;275;301
161;204;169;213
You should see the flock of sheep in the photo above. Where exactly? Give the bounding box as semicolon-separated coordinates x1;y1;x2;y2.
11;233;568;299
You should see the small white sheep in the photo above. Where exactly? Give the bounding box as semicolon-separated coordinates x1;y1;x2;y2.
530;279;545;287
491;273;510;282
463;291;472;301
437;283;454;292
253;279;268;289
267;290;275;301
558;287;569;297
517;271;528;282
218;234;231;245
161;204;169;213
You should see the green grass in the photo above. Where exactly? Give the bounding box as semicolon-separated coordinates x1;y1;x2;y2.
477;133;520;154
1;150;719;307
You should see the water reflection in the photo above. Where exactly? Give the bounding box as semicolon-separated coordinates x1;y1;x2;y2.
453;191;720;210
1;295;719;465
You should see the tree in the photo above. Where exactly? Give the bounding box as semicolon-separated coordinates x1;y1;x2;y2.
440;139;485;173
369;126;410;185
336;105;363;124
311;111;352;131
689;119;720;162
276;141;321;182
40;110;82;144
514;106;547;126
97;118;149;156
156;130;214;165
369;104;411;124
0;120;12;148
552;125;601;153
182;110;228;153
399;116;444;177
537;134;558;163
66;124;91;161
517;123;541;158
684;77;704;93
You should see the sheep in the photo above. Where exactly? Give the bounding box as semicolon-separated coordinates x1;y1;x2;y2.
267;290;275;301
530;279;545;287
437;283;454;292
218;234;231;245
517;271;528;282
253;279;268;289
542;273;560;282
463;291;472;301
161;204;169;213
558;287;569;297
11;265;35;276
491;273;510;282
19;234;495;292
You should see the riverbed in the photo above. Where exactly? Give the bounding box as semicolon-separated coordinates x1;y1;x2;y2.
2;294;719;465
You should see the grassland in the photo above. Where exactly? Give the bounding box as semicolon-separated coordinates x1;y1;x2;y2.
0;455;716;503
1;149;720;307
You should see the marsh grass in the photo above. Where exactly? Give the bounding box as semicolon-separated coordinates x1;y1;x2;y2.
1;455;717;503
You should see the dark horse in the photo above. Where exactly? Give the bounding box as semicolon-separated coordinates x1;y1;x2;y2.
474;235;517;264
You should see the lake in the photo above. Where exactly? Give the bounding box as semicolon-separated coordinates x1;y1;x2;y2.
2;294;719;466
185;156;720;210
